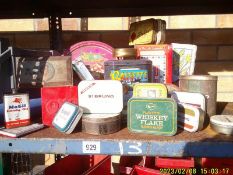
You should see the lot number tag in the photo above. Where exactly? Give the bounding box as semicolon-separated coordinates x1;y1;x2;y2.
82;141;100;154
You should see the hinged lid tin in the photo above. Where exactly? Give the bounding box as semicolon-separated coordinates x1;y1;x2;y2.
127;98;177;136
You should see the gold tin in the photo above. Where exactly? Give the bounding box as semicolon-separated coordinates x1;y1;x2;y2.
113;48;136;59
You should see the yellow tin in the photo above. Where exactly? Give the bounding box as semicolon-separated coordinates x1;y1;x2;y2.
133;83;167;98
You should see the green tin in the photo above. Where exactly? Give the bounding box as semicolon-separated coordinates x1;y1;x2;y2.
127;98;177;136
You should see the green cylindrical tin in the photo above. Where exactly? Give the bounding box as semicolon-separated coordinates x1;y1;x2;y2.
179;75;217;118
127;98;177;136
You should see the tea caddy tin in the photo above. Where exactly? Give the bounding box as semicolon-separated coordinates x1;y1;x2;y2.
78;80;123;114
82;113;121;135
177;103;205;132
52;102;83;134
4;93;30;128
127;98;177;136
133;83;167;98
210;115;233;135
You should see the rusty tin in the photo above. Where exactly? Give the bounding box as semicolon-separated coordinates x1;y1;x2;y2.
210;115;233;135
133;83;167;98
127;98;177;136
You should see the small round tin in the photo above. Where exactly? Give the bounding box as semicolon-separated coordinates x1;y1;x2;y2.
210;115;233;135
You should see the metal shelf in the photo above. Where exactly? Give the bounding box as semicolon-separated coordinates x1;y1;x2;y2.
0;126;233;157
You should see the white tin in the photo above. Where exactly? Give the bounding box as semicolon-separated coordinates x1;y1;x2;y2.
210;115;233;135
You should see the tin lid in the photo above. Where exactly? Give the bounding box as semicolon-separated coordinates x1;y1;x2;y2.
113;48;136;58
179;75;218;81
104;59;152;66
210;115;233;127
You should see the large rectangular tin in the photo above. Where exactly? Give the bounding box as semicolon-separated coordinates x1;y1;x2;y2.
127;98;177;136
135;44;173;83
16;56;73;88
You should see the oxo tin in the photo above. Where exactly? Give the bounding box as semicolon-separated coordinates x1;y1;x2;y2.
133;83;167;98
127;98;177;136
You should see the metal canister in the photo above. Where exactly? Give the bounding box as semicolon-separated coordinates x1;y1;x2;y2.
179;75;217;117
210;115;233;135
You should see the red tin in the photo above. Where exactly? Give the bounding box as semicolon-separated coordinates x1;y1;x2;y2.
135;44;173;83
155;157;194;168
130;165;169;175
41;86;78;126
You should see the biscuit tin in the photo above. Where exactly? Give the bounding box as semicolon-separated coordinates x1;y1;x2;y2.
128;98;177;136
78;80;123;113
129;18;166;45
135;44;173;83
52;102;83;134
133;83;167;98
82;113;121;135
177;103;205;132
210;115;233;135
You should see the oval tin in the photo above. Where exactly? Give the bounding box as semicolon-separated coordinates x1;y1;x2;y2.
210;115;233;135
127;98;177;136
133;83;167;98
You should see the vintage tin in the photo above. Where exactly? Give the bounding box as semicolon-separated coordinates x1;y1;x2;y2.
129;18;166;45
179;75;217;117
171;91;206;112
78;80;123;114
69;41;115;79
52;102;83;134
133;83;167;98
128;98;177;136
135;44;173;83
16;56;73;88
177;103;205;132
171;43;197;82
210;115;233;135
72;59;94;80
113;48;136;60
82;113;121;135
41;86;78;126
4;93;30;129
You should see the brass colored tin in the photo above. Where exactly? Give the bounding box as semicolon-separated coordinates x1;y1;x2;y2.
114;48;136;59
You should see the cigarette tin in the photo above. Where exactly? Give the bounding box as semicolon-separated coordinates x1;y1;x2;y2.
133;83;167;98
4;93;30;128
210;115;233;135
78;80;123;113
135;44;173;83
41;86;78;126
82;113;121;135
69;41;115;79
72;59;94;80
16;56;73;87
177;103;205;132
128;98;177;136
129;18;166;45
171;43;197;82
171;91;206;112
52;102;83;134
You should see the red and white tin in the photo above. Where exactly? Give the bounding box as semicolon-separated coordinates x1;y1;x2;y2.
4;93;30;129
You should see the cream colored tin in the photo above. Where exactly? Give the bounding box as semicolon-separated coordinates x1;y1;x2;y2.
177;103;205;132
78;80;123;114
210;115;233;135
133;83;167;98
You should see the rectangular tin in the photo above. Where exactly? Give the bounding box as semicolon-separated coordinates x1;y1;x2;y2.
177;103;205;132
133;83;167;98
127;98;177;136
129;18;166;45
135;44;173;83
72;59;94;80
41;86;78;126
4;93;30;128
78;80;123;114
16;56;73;88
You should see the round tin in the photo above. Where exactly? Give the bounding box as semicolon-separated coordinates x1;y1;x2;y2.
82;113;121;135
179;75;217;117
113;48;136;59
210;115;233;135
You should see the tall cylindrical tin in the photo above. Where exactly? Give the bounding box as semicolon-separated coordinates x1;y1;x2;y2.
179;75;218;117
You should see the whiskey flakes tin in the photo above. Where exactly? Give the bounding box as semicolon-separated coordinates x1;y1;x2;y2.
78;80;123;114
177;103;204;132
4;93;30;129
133;83;167;98
16;56;73;87
127;98;177;136
82;113;121;135
52;102;83;134
210;115;233;135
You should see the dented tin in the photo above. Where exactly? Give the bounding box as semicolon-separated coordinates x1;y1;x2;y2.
177;103;205;132
133;83;167;98
78;80;123;114
210;115;233;135
127;98;177;136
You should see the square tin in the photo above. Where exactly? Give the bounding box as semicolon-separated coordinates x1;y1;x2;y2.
127;98;177;136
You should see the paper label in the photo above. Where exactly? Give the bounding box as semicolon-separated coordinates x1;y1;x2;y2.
82;141;100;154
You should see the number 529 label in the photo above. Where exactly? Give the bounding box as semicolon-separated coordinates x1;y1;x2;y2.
82;141;100;154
